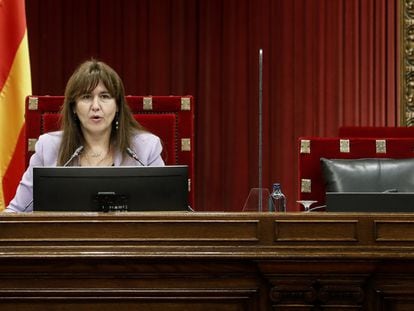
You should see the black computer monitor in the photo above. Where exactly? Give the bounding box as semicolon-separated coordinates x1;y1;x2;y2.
325;191;414;213
33;166;189;212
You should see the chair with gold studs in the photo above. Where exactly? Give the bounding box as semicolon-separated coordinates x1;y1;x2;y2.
297;136;414;210
25;95;195;209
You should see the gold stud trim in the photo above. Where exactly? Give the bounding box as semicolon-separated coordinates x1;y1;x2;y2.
181;138;191;151
340;139;350;153
143;97;153;110
300;139;311;153
28;97;39;110
28;138;37;152
181;97;191;111
301;179;311;193
376;139;386;153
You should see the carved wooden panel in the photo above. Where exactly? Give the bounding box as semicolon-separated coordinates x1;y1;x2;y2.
372;275;414;311
268;275;366;309
403;0;414;125
2;212;414;309
274;220;358;242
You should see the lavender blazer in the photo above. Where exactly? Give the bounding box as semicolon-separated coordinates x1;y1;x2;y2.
5;131;165;213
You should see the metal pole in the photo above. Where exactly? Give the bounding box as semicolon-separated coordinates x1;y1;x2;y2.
258;48;263;212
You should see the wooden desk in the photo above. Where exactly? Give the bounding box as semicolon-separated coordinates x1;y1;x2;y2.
1;212;414;310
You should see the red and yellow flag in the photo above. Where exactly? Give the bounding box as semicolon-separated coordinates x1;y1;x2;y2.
0;0;32;210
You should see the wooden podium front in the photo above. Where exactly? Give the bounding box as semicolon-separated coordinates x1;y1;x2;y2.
1;212;414;310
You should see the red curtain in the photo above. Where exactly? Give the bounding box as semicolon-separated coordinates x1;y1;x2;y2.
26;0;400;211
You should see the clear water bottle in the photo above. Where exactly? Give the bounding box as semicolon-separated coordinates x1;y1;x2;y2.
269;183;286;212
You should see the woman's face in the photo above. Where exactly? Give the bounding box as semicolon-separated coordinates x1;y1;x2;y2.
74;81;118;137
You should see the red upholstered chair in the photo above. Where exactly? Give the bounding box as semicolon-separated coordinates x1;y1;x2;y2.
25;95;195;209
297;136;414;210
339;126;414;138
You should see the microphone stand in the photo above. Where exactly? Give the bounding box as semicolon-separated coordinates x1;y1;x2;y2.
63;146;84;167
126;147;145;166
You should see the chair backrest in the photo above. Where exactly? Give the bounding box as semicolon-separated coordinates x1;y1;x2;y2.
25;95;195;209
297;136;414;209
339;126;414;138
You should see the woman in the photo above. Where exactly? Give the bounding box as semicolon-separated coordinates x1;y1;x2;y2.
5;59;164;212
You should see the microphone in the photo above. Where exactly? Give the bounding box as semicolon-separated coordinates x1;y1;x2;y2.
126;147;145;166
22;199;33;212
63;146;84;167
22;145;85;212
306;205;326;212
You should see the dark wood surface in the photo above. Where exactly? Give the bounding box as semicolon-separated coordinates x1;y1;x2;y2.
1;211;414;310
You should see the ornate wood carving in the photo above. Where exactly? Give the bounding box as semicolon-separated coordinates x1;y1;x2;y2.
268;277;365;308
2;212;414;310
402;0;414;125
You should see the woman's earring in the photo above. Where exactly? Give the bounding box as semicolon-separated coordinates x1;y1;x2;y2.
115;113;119;130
